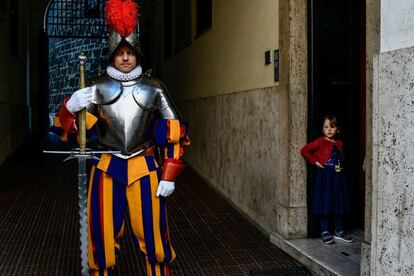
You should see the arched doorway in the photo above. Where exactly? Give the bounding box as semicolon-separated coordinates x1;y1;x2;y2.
43;0;109;126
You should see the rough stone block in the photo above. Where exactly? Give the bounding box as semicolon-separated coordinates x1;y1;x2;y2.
372;45;414;275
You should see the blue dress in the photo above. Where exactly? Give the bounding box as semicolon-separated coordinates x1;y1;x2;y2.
312;145;351;215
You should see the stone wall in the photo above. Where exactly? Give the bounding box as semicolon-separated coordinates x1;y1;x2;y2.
361;0;381;275
177;87;284;234
46;0;109;115
371;45;414;275
173;0;308;239
380;1;414;52
48;38;108;114
276;0;308;239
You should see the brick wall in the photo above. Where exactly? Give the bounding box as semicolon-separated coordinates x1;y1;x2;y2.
48;38;108;114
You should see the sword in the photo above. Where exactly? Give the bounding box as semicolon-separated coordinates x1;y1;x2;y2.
73;52;89;276
43;53;114;276
44;54;149;274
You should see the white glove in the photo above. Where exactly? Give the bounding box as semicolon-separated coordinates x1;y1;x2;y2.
66;87;92;114
156;180;175;197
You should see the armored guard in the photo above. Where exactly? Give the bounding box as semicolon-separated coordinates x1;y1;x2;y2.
52;0;189;275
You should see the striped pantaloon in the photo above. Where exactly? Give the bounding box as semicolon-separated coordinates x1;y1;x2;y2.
87;154;175;276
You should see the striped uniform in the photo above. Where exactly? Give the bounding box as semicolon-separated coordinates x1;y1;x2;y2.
52;111;189;276
88;153;175;276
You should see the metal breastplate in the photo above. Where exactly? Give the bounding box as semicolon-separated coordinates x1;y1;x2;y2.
93;79;158;154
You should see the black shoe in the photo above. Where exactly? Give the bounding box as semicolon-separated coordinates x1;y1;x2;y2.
334;230;354;243
321;231;334;244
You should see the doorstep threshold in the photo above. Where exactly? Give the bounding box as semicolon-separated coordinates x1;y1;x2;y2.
270;231;362;276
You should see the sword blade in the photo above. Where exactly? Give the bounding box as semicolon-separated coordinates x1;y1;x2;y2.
43;150;122;154
78;158;89;276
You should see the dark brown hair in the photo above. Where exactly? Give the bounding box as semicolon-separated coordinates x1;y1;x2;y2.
322;115;341;138
322;115;338;128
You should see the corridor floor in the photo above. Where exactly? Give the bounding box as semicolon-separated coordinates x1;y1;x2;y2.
0;143;309;275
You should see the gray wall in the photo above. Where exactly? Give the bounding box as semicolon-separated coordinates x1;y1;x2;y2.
380;1;414;53
370;45;414;275
177;87;283;233
365;1;414;275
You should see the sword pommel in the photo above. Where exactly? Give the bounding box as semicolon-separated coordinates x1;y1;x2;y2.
79;52;87;66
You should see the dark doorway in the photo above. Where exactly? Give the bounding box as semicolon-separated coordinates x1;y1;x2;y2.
307;0;366;237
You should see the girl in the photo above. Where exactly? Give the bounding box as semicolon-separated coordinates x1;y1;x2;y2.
300;115;354;244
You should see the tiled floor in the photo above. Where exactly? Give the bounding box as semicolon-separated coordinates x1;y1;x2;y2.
0;142;309;275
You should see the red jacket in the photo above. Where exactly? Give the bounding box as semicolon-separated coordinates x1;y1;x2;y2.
300;137;344;165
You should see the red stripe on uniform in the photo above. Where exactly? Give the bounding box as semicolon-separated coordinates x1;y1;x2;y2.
166;120;171;141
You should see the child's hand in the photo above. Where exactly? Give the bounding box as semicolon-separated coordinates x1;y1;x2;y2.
315;161;324;169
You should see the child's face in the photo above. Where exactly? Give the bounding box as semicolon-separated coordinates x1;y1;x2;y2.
322;119;337;139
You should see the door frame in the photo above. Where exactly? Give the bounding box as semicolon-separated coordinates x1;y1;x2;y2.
306;0;367;237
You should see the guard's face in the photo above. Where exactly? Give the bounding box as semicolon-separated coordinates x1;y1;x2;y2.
113;44;138;73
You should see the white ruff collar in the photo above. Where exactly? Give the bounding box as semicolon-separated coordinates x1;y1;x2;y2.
107;65;142;81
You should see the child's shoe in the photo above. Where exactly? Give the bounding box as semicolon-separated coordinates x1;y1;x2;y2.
334;230;354;243
321;231;334;244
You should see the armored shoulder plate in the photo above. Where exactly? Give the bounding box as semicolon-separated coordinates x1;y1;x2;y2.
136;75;165;90
90;75;123;104
132;76;164;111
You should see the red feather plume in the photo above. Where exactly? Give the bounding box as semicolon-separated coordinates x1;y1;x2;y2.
105;0;140;37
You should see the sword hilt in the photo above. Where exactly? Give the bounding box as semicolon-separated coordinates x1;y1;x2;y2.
78;53;87;153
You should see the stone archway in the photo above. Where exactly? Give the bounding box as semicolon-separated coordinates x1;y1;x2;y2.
44;0;109;120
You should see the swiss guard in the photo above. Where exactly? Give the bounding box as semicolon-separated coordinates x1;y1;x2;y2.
51;0;190;275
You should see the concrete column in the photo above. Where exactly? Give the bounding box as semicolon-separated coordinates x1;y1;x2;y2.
273;0;308;239
361;0;381;275
370;45;414;276
368;1;414;274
